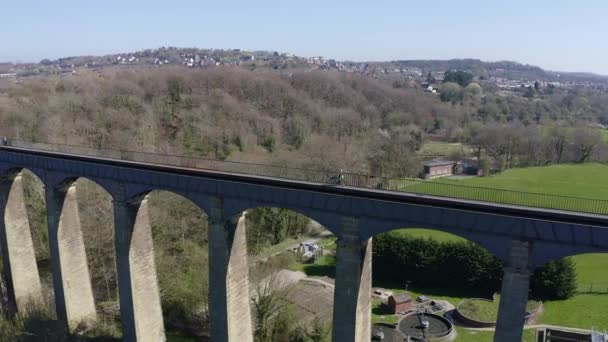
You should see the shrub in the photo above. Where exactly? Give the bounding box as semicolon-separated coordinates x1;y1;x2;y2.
373;231;577;300
531;257;577;300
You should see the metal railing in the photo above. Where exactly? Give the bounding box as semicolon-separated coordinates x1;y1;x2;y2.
4;138;608;216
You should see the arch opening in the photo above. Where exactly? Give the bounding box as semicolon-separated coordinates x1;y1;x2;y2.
144;190;209;341
369;227;608;339
534;252;608;333
372;228;502;299
0;168;78;341
53;177;120;339
369;227;506;340
244;206;336;342
0;168;50;316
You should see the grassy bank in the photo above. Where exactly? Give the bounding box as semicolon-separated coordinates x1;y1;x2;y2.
441;163;608;199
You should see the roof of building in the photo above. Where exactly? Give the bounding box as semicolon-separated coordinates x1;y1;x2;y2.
423;159;455;167
390;293;412;304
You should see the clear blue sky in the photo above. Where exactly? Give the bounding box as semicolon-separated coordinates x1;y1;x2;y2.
2;0;607;74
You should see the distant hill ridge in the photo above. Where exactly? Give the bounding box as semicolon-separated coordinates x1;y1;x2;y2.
2;47;607;83
365;58;608;83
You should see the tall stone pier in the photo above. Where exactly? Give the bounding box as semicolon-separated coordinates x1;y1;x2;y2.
114;192;165;342
208;198;253;342
331;217;372;342
494;239;532;342
0;172;42;314
46;182;97;330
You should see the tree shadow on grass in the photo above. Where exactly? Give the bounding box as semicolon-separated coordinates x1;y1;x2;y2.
302;264;336;278
372;302;393;316
301;255;336;278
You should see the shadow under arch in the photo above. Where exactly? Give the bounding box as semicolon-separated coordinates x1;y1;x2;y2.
0;167;49;316
124;189;210;341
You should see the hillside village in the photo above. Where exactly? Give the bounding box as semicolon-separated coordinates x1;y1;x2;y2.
2;47;608;97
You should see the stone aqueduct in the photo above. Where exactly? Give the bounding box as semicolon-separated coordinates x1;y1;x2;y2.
0;147;607;342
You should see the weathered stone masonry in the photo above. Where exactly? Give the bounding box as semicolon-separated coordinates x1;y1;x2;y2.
0;148;607;342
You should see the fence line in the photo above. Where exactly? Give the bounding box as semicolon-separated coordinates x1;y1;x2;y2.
5;138;608;216
576;283;608;294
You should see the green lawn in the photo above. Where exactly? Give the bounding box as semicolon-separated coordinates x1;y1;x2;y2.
441;163;608;199
315;164;608;334
540;294;608;328
317;235;337;251
454;328;536;342
288;254;336;277
458;296;541;322
398;163;608;215
573;253;608;285
391;228;466;243
371;298;399;325
414;164;608;329
380;227;608;330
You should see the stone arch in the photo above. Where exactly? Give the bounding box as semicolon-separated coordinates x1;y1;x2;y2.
0;167;45;315
47;174;116;198
0;164;46;184
361;218;513;263
359;224;502;342
370;225;504;287
121;183;215;214
222;200;341;237
233;204;337;342
530;241;608;269
120;189;210;342
45;176;116;331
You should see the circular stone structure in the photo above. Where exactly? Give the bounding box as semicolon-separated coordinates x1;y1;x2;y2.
398;313;454;341
454;298;543;328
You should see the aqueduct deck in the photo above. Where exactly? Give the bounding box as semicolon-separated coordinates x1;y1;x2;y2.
0;141;607;342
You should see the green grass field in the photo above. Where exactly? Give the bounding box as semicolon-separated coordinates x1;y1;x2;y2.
573;253;608;289
299;164;608;336
457;296;541;322
441;163;608;199
371;298;399;325
383;163;608;331
392;228;467;243
288;254;336;277
379;228;608;331
405;163;608;215
541;294;608;328
317;235;337;251
455;327;536;342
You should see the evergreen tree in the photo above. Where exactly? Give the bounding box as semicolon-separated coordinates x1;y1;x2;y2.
530;257;577;300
